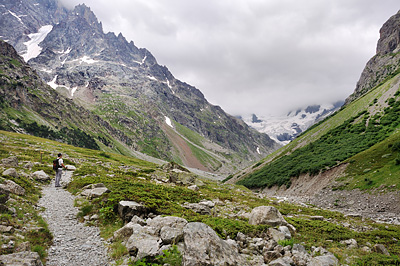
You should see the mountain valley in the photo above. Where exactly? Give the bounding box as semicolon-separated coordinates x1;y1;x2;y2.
0;1;400;265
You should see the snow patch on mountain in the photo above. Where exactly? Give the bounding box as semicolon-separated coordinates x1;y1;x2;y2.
8;10;24;24
165;116;173;128
243;102;343;145
22;25;53;62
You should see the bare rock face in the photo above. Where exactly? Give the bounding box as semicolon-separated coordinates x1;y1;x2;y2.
345;10;400;104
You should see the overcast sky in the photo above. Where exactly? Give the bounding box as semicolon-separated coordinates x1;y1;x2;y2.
60;0;399;117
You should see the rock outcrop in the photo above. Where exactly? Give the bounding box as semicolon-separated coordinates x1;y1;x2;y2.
345;10;400;104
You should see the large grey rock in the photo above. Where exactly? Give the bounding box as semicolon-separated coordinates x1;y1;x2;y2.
269;257;294;266
0;187;10;204
160;226;184;244
263;250;282;264
65;165;76;171
248;206;287;226
308;254;339;266
23;161;33;169
2;168;18;178
340;238;358;249
183;202;212;215
268;228;287;242
1;156;18;167
80;183;110;199
125;224;161;260
147;216;188;233
182;222;248;266
0;180;25;196
113;221;138;241
373;244;390;256
0;251;43;266
118;201;147;222
31;170;50;181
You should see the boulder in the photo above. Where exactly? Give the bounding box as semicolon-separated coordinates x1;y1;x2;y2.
340;238;358;249
263;250;283;263
113;221;139;241
373;244;390;256
146;216;188;234
0;251;43;266
160;226;184;244
268;228;286;242
169;171;196;185
65;165;76;171
0;179;25;196
269;257;294;266
291;244;311;265
125;224;161;260
183;202;212;215
0;225;14;233
248;206;287;226
2;168;18;178
0;187;10;204
80;183;110;200
118;201;147;222
23;162;33;169
308;254;339;266
31;170;50;181
278;226;292;240
188;185;199;191
182;222;248;266
162;162;190;172
1;156;18;167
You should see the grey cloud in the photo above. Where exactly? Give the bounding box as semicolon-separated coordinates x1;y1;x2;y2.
59;0;400;116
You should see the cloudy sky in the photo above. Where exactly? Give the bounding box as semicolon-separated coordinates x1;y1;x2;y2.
60;0;399;117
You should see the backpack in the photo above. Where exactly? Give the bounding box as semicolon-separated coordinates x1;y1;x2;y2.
53;158;59;170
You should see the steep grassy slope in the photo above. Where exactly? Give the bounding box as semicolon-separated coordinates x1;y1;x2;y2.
0;130;399;265
0;39;277;174
234;71;400;189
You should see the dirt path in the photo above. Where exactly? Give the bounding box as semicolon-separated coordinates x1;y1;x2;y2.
38;170;110;266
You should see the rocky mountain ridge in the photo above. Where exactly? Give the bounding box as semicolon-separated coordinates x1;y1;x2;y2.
345;10;400;104
0;0;279;174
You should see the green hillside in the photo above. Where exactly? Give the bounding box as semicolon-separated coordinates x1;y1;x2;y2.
237;72;400;189
0;130;399;265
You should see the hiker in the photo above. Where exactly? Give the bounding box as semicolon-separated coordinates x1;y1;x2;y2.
54;153;67;187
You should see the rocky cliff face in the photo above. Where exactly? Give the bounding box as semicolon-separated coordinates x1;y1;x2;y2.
0;40;135;150
345;10;400;104
0;0;279;173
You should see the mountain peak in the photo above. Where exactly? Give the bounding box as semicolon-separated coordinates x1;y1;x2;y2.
377;10;400;55
71;3;102;31
345;10;400;105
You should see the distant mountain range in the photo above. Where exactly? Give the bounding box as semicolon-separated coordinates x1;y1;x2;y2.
241;101;343;145
0;0;280;174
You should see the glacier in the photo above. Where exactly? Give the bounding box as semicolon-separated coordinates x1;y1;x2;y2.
22;25;53;62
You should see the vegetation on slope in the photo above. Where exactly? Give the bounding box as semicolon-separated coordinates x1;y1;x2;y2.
237;75;400;189
1;131;399;265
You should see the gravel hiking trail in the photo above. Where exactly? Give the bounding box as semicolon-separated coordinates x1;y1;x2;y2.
38;170;110;266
